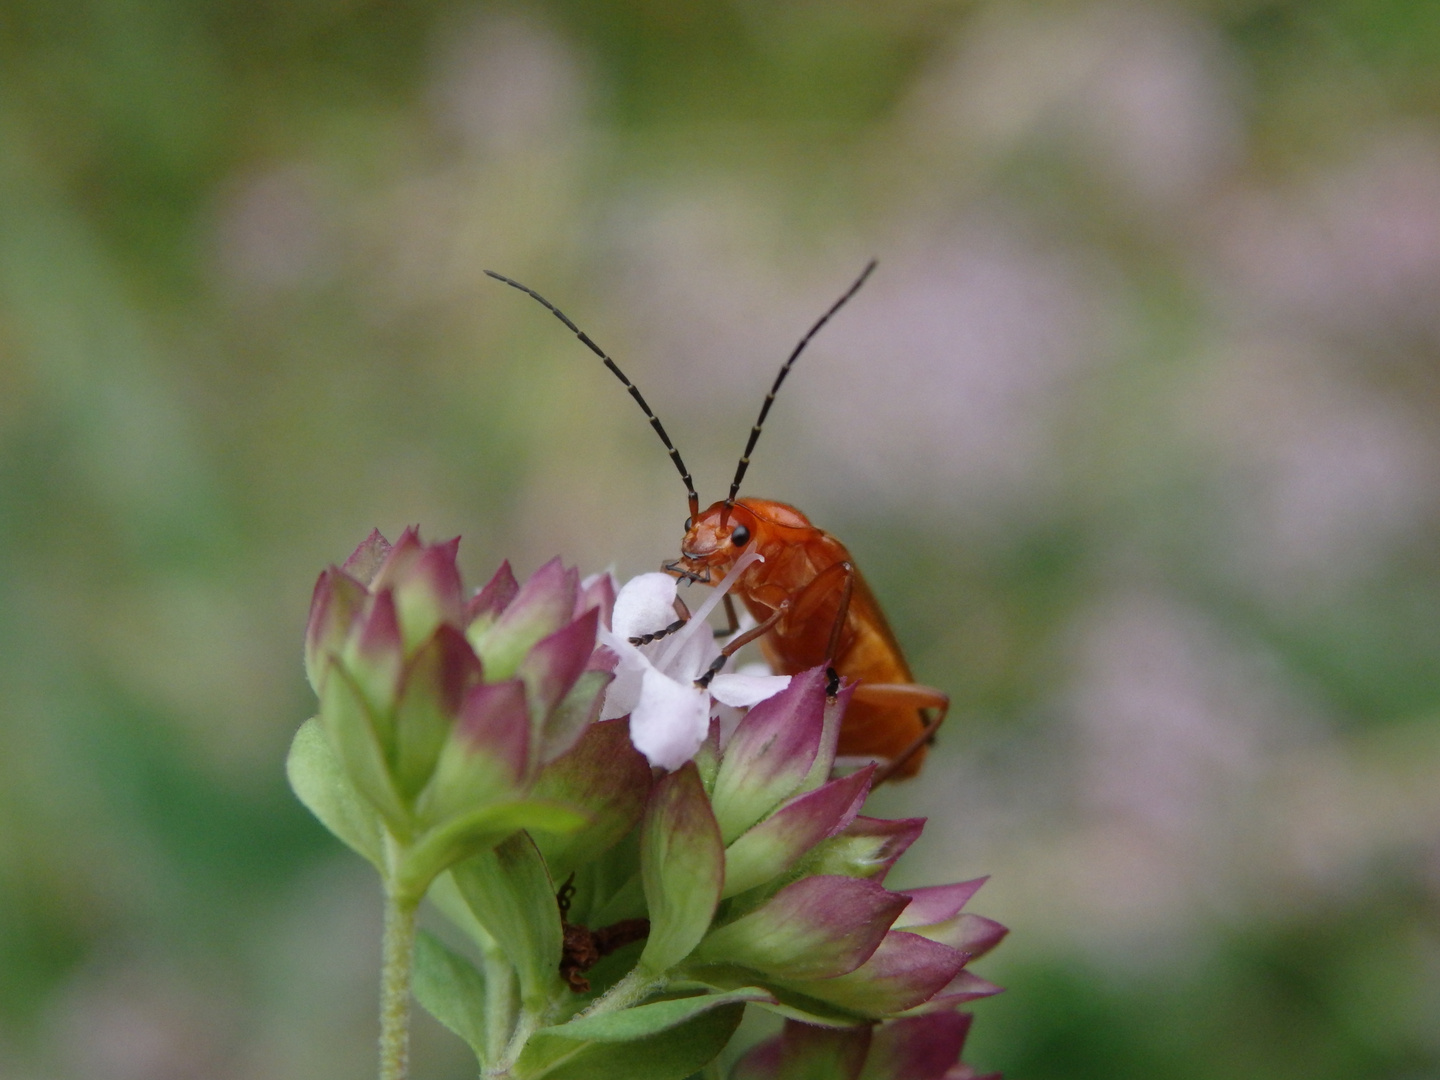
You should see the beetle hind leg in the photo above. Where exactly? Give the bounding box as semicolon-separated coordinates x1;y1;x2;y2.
847;682;950;785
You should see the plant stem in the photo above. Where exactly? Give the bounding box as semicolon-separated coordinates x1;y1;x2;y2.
380;887;420;1080
579;966;662;1019
492;1005;541;1076
482;940;518;1065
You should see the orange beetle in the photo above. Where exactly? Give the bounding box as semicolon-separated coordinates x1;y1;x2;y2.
486;262;946;781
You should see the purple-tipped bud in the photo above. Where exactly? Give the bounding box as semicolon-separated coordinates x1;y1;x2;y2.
517;608;600;727
796;931;968;1018
576;571;618;629
907;914;1008;962
473;557;580;679
417;678;532;827
346;588;406;715
893;880;988;928
894;879;1007;962
804;816;926;883
920;970;1005;1009
455;679;531;780
639;762;725;974
800;678;854;793
722;767;874;899
692;876;908;980
391;625;483;798
466;559;520;626
711;667;829;844
304;566;367;693
381;535;465;653
340;528;391;584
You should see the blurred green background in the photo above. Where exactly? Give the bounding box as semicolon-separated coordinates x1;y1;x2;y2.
3;1;1440;1077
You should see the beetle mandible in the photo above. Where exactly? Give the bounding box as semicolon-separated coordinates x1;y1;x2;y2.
486;262;946;781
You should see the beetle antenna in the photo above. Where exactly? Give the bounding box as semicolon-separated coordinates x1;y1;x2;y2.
486;270;701;519
720;259;877;526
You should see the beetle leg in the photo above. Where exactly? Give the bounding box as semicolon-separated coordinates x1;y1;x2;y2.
784;561;856;692
696;601;789;689
629;594;696;646
823;563;855;664
629;617;686;646
715;593;740;639
848;682;950;785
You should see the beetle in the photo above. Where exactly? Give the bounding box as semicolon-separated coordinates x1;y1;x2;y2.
485;262;946;781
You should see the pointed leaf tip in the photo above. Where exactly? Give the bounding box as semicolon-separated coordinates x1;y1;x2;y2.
798;931;966;1018
894;880;989;929
468;559;520;624
576;571;618;629
341;529;391;583
693;875;907;980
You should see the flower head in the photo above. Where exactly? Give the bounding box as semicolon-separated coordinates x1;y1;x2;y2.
290;529;623;898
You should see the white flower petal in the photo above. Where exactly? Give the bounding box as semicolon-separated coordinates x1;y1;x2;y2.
612;572;679;639
711;702;746;748
596;628;649;720
664;614;722;683
629;667;712;770
709;672;792;708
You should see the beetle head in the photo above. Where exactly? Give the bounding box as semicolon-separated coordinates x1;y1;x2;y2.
664;501;758;585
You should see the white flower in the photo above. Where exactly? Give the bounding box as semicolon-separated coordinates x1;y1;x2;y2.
599;552;791;769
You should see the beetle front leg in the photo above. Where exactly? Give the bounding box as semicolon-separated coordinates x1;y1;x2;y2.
695;601;788;689
628;595;693;646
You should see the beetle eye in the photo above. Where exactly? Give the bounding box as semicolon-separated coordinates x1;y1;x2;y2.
730;524;750;547
684;516;694;532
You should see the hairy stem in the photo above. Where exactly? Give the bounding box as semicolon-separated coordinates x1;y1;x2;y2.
380;888;420;1080
492;1005;542;1077
482;941;518;1065
579;966;663;1020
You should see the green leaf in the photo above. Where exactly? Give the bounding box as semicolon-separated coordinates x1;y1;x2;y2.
452;832;563;1007
397;798;587;899
317;660;409;833
412;930;489;1063
515;1001;745;1080
285;718;384;869
539;987;772;1043
529;718;652;880
428;871;499;951
638;763;725;974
